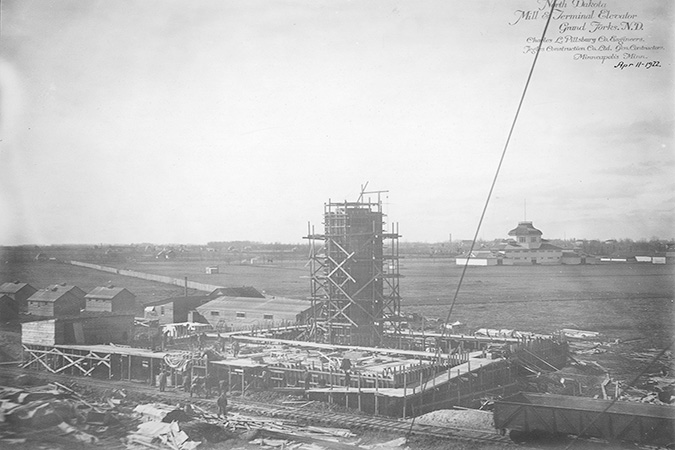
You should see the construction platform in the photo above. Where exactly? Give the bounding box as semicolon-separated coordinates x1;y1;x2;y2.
20;331;568;418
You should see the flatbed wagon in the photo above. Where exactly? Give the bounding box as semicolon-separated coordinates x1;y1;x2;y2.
494;392;675;447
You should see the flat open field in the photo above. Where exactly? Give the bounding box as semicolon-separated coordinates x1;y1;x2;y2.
96;258;674;346
107;258;675;378
2;253;673;378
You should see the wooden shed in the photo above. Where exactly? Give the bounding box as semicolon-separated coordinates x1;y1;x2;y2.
85;286;136;313
0;294;19;322
196;296;314;331
143;295;211;325
21;314;134;346
0;281;37;313
27;284;86;317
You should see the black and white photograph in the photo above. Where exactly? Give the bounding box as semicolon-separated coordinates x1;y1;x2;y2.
0;0;673;448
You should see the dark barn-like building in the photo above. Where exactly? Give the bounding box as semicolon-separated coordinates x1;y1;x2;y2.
85;286;136;313
0;294;19;322
27;284;86;317
0;281;37;313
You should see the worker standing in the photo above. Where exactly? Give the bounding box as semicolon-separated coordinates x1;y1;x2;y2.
217;391;228;418
182;372;191;393
158;370;167;392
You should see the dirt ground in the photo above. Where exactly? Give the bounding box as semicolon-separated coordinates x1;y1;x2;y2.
0;372;517;450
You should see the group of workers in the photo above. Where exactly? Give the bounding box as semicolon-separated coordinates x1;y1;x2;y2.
157;369;229;417
155;332;355;420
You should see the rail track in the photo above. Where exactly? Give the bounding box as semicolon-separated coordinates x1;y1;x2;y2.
0;366;516;447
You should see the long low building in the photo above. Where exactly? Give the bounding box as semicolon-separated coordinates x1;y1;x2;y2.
22;313;134;346
196;296;315;331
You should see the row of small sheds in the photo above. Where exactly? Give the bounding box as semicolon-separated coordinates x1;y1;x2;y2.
0;281;135;321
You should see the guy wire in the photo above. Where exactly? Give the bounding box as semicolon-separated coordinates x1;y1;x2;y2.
406;0;558;439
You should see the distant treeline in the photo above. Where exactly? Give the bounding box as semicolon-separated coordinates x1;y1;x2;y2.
1;238;672;264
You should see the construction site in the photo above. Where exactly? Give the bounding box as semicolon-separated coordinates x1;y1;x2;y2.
2;191;673;450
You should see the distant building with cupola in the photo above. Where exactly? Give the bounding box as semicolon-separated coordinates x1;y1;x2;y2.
494;221;564;265
455;221;572;266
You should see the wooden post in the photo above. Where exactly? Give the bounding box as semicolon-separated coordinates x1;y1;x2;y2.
375;374;379;415
457;369;461;404
241;368;245;396
329;366;333;405
128;355;132;381
357;373;362;412
432;368;436;406
402;371;407;419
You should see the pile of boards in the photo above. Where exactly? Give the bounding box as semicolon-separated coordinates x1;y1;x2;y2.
0;382;125;446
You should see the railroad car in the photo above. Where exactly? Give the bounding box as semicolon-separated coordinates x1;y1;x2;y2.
494;392;675;447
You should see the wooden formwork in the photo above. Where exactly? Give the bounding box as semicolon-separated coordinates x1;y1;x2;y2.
21;343;169;386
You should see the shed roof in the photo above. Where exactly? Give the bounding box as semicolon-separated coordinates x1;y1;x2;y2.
85;286;134;299
0;282;34;294
143;295;211;307
28;285;85;302
197;296;312;315
507;221;543;237
49;284;86;297
209;286;265;298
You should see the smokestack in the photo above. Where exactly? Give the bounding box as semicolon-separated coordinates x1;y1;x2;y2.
184;276;188;297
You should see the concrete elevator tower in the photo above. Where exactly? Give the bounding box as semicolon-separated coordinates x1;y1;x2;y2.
306;189;401;347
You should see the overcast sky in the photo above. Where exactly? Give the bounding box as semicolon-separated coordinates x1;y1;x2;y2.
1;0;672;245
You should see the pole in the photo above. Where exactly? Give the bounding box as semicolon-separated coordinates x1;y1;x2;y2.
375;374;379;415
403;371;407;419
358;373;362;412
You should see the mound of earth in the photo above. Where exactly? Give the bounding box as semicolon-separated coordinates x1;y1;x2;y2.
411;409;494;432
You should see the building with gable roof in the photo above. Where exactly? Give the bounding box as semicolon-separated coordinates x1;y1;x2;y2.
27;284;86;317
0;281;37;313
143;286;266;325
85;286;136;313
196;296;316;332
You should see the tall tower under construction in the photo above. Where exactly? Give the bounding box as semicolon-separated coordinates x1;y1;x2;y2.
306;190;401;347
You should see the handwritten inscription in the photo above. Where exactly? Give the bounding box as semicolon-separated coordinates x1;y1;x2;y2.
511;0;665;66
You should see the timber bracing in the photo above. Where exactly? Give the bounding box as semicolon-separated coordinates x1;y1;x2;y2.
305;192;401;346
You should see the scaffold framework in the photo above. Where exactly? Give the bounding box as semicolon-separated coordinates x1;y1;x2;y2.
304;189;401;347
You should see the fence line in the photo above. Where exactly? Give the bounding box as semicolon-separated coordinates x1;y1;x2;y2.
66;260;223;293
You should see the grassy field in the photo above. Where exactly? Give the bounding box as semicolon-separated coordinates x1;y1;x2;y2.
112;259;673;339
2;250;673;377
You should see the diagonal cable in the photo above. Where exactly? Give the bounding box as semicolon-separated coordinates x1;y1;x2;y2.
407;0;559;439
